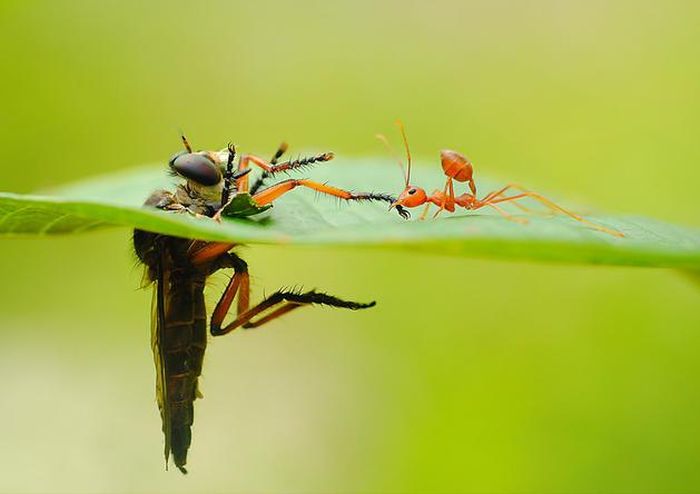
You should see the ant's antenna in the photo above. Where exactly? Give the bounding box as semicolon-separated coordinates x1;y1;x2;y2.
395;120;412;186
376;133;408;186
180;133;193;153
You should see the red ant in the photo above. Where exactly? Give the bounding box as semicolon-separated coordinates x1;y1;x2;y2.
378;122;624;238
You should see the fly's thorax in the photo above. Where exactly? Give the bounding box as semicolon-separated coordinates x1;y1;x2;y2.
186;179;223;204
172;183;222;216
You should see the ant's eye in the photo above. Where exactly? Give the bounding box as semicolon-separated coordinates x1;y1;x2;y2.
170;153;222;186
408;189;417;195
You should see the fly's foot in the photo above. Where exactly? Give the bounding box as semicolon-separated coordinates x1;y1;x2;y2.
166;203;207;219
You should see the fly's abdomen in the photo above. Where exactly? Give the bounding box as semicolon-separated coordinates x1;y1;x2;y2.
162;271;208;473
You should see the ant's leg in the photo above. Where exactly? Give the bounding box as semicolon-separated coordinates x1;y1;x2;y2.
211;289;375;336
468;177;477;196
482;184;517;203
486;190;544;216
252;179;397;208
432;179;451;219
237;151;334;193
484;203;529;224
419;203;432;221
249;142;289;195
482;183;546;203
489;192;624;237
482;183;571;217
433;178;457;219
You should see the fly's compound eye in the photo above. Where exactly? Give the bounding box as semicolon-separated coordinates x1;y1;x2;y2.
168;150;188;167
169;153;222;186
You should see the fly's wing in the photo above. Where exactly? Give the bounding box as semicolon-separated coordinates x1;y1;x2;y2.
150;255;172;470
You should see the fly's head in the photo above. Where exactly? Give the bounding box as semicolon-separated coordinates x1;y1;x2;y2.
169;150;223;186
168;150;225;204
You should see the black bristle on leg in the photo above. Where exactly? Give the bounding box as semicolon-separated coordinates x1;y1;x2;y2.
221;143;236;207
250;151;335;195
265;289;376;310
272;152;335;173
344;192;411;219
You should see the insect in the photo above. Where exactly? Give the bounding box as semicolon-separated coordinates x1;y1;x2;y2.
379;122;624;237
133;136;407;473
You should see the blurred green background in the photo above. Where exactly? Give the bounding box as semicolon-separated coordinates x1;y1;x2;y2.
1;1;700;492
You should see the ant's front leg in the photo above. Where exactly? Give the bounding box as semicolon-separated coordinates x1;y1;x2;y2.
432;178;457;219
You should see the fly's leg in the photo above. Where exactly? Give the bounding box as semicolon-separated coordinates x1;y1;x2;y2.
251;179;400;209
209;253;251;332
211;143;251;222
249;142;289;195
237;149;334;193
221;143;237;207
194;249;376;337
189;241;236;266
210;287;376;336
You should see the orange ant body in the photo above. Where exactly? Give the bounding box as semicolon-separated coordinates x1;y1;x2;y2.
379;122;624;238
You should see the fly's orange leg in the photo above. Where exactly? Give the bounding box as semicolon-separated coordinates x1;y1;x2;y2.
210;254;251;334
236;154;266;193
252;179;399;208
189;241;236;266
249;142;288;195
206;252;376;337
236;151;335;193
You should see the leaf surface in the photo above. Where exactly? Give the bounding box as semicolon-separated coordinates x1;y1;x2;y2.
1;158;699;268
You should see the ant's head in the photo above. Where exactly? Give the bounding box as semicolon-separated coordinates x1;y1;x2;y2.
168;134;223;186
378;120;427;211
391;184;427;209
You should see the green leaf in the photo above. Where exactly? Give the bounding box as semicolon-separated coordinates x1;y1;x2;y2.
1;157;699;268
221;192;273;218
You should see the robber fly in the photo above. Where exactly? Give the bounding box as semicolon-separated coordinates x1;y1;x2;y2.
133;136;407;474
